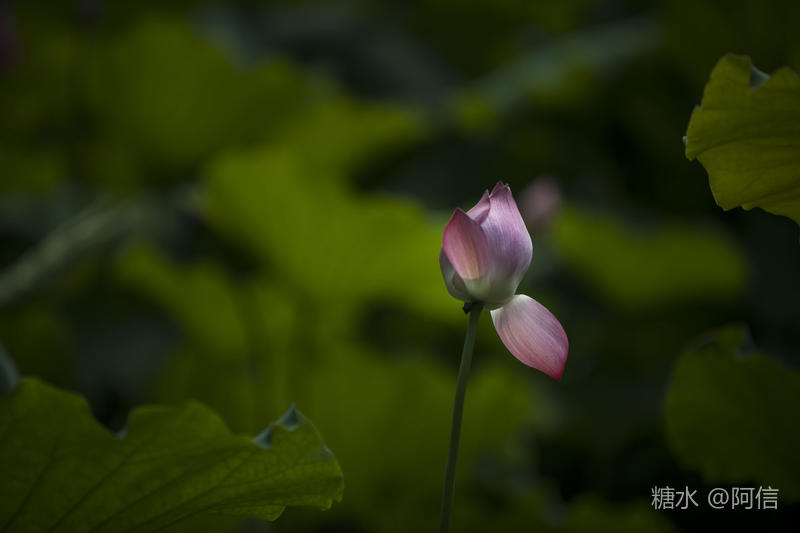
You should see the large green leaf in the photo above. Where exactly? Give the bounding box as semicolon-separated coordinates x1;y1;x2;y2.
665;325;800;499
0;379;343;532
685;54;800;226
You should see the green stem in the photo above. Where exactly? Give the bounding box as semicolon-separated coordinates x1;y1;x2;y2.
439;303;483;533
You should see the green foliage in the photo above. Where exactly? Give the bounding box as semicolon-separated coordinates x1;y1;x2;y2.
553;207;748;311
0;148;64;194
685;54;800;227
303;348;544;531
272;96;427;177
665;325;800;499
0;308;70;389
453;16;660;132
0;378;343;532
3;3;800;531
202;144;453;323
0;26;76;193
116;245;297;431
114;243;552;531
82;17;309;176
78;15;426;187
117;245;249;359
0;28;75;140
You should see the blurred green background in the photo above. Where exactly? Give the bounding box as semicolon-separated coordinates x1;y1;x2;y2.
1;0;799;531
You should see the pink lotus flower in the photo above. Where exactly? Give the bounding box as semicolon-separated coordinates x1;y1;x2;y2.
440;182;569;379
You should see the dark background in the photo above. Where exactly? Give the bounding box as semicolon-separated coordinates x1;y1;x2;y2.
1;0;799;531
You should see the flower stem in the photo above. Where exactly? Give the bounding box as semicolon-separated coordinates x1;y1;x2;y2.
439;303;483;533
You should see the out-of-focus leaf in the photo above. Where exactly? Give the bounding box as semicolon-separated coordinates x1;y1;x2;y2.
275;96;427;177
565;496;677;533
116;245;248;360
0;379;343;532
665;325;800;499
0;25;75;194
685;54;800;227
115;247;299;431
82;17;311;176
0;307;71;389
203;146;453;322
304;347;544;532
553;207;748;311
453;16;660;132
0;29;75;141
0;148;65;194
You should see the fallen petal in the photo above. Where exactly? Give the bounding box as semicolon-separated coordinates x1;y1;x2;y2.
490;294;568;379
